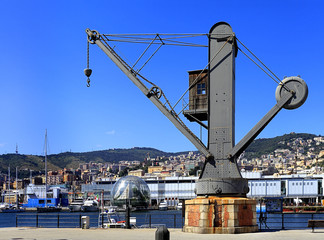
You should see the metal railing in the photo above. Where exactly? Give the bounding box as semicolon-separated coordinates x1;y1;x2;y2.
136;213;183;229
16;212;182;229
16;212;324;230
16;213;95;228
258;212;324;231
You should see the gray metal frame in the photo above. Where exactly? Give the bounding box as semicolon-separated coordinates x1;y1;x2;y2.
85;29;211;158
85;22;307;197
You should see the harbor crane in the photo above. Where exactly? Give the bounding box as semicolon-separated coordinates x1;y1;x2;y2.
84;22;308;197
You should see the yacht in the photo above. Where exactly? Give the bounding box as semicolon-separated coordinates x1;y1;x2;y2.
98;206;135;228
176;202;183;210
81;197;99;212
158;201;168;211
0;203;24;213
69;198;84;212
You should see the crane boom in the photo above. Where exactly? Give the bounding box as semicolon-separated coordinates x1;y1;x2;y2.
85;29;211;158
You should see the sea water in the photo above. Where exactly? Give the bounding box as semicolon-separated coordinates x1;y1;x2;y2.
0;210;183;229
1;210;324;230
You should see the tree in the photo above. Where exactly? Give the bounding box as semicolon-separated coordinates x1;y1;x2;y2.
118;167;129;177
189;166;201;176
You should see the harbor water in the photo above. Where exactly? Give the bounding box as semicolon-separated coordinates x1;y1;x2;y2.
0;210;184;229
1;210;324;230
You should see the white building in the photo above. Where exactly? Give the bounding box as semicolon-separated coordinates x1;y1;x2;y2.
82;173;324;206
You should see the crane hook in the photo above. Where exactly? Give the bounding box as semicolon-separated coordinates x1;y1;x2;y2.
84;68;92;87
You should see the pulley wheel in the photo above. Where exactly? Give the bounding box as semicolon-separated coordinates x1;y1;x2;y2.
275;76;308;110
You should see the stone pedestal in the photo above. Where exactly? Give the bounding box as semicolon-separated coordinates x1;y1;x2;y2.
183;196;258;234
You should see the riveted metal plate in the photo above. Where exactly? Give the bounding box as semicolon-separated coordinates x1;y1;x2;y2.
210;127;230;144
210;127;231;159
196;178;249;196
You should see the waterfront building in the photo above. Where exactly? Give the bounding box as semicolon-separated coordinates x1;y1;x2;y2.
82;173;324;207
242;172;323;204
23;184;69;208
82;176;196;206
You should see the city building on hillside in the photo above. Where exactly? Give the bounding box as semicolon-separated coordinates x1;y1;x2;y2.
47;174;63;185
128;169;144;177
148;166;164;174
79;163;89;170
63;173;75;183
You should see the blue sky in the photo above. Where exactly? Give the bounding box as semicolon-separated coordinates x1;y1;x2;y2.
0;0;323;155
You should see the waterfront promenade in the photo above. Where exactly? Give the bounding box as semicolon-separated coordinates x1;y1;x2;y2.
0;228;323;240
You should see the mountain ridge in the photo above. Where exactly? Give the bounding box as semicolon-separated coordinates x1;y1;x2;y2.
0;133;322;175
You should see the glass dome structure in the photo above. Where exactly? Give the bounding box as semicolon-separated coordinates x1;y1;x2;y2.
111;175;150;208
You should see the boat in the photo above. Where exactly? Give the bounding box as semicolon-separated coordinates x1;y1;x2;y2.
0;203;25;213
37;206;61;213
0;167;25;213
69;198;84;212
23;130;68;211
158;201;168;211
176;202;182;210
35;130;63;213
81;197;99;212
98;206;136;228
0;203;9;210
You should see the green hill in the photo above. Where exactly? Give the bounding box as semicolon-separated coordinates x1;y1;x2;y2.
0;133;322;176
244;133;320;159
0;147;184;175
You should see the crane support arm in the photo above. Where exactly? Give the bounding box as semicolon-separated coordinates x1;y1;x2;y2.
85;29;212;158
227;90;294;160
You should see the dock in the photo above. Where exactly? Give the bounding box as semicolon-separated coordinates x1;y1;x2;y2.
0;228;323;240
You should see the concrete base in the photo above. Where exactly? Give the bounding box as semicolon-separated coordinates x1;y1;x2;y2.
183;196;258;234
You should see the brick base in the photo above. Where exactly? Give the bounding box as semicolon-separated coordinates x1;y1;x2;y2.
183;196;258;234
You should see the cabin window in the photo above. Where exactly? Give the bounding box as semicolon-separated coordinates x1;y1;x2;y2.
39;200;45;204
197;83;206;95
292;183;294;186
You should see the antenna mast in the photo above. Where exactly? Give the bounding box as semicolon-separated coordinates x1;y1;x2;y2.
45;129;48;208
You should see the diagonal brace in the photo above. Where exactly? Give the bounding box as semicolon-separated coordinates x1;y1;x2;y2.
227;91;294;160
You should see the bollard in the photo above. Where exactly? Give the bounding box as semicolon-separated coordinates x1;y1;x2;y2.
81;216;90;229
155;226;169;240
125;204;131;229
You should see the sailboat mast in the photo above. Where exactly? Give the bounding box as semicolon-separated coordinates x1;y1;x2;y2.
8;165;10;205
45;129;48;208
16;167;18;207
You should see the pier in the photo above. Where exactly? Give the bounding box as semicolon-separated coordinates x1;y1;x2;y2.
0;228;323;240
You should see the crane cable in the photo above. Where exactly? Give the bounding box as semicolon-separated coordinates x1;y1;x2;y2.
175;35;233;115
87;31;291;100
235;37;290;92
86;41;91;87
